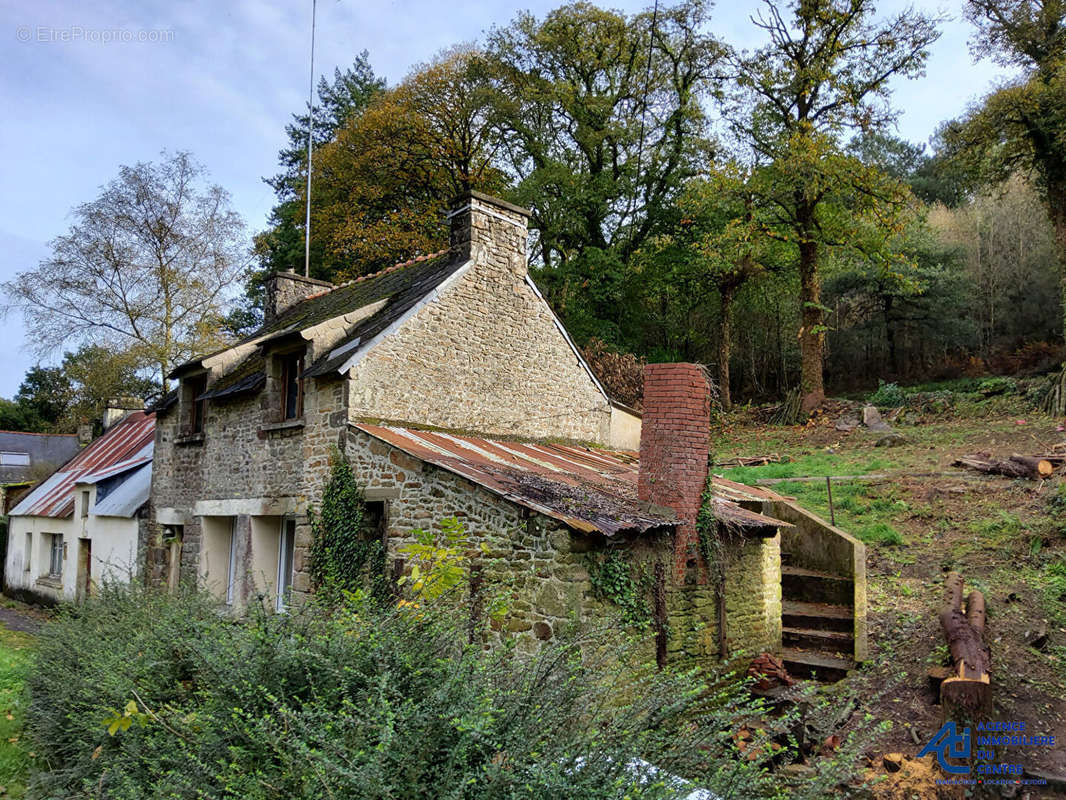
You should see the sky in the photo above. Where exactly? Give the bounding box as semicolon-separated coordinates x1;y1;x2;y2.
0;0;1014;398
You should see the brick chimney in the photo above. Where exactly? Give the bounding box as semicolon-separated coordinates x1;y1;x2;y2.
637;363;713;580
265;270;335;324
447;191;530;276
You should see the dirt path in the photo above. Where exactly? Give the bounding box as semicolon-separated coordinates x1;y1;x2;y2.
0;605;43;635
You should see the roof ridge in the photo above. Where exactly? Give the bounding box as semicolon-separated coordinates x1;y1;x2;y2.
0;430;79;438
301;248;452;302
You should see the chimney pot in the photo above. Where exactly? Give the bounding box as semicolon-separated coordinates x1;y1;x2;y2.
638;363;713;581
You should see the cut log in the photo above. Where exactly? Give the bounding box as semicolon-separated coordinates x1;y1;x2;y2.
953;452;1053;480
938;571;991;716
716;454;783;468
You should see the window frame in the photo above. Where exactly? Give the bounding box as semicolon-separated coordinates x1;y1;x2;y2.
187;373;208;434
48;533;64;578
276;517;296;612
226;519;238;606
0;452;30;467
279;351;305;421
80;489;91;518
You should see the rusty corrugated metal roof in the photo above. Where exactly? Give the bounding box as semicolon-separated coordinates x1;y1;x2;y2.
353;425;788;537
9;412;155;519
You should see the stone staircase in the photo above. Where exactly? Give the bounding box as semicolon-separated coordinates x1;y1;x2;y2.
779;560;857;682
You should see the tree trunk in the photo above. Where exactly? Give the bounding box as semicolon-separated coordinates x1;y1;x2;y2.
718;282;735;412
938;572;991;716
798;234;825;412
1048;186;1066;349
953;453;1054;480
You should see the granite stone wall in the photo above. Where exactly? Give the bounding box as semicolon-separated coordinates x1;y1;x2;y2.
347;195;611;444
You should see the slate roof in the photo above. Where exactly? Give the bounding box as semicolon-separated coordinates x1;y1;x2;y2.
172;250;461;397
9;412;155;519
0;430;81;486
352;424;789;538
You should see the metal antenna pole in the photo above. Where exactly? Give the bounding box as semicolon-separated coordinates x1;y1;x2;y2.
304;0;317;277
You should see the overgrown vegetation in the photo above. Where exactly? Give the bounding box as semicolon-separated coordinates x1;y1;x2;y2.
307;449;386;603
0;626;33;799
587;548;652;629
22;584;873;799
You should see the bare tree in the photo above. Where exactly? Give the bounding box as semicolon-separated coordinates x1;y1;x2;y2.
2;152;247;390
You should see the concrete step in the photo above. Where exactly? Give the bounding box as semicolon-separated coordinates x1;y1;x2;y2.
781;565;854;606
782;626;854;654
781;600;854;633
780;647;855;682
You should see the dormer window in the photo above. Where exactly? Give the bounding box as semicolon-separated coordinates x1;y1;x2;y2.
185;373;208;434
280;352;304;421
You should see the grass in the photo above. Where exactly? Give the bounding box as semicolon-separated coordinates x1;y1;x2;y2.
0;626;33;798
718;452;898;483
743;475;909;547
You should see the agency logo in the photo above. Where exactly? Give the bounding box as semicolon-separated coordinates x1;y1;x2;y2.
917;721;971;775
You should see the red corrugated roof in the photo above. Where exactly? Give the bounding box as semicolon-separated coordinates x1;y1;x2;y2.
9;412;155;519
352;425;787;536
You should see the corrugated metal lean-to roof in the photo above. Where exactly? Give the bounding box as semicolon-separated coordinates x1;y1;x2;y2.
352;424;788;537
9;412;155;519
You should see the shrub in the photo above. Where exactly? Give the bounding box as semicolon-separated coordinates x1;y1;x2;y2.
865;380;906;408
28;585;845;799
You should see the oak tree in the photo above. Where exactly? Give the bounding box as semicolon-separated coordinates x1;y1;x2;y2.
727;0;940;410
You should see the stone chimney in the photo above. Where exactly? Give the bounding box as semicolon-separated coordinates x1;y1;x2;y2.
103;396;145;431
77;421;93;446
447;191;531;276
637;363;713;580
265;270;335;324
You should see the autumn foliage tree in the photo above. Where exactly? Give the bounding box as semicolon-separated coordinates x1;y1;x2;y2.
726;0;941;411
309;48;507;282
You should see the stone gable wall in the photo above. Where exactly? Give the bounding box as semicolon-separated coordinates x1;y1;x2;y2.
347;199;611;444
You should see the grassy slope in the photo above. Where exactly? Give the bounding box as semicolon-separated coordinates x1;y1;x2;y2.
0;626;33;798
716;390;1066;777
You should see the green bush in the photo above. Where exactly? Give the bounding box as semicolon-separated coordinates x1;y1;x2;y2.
976;376;1017;396
865;380;906;408
28;585;851;799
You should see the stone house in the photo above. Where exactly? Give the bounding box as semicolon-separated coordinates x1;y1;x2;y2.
147;192;866;672
5;410;154;603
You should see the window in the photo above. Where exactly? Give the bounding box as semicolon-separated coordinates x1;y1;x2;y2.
187;374;208;434
81;490;90;518
280;352;304;420
49;534;64;577
0;452;30;466
276;518;296;611
226;519;238;605
24;532;31;572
